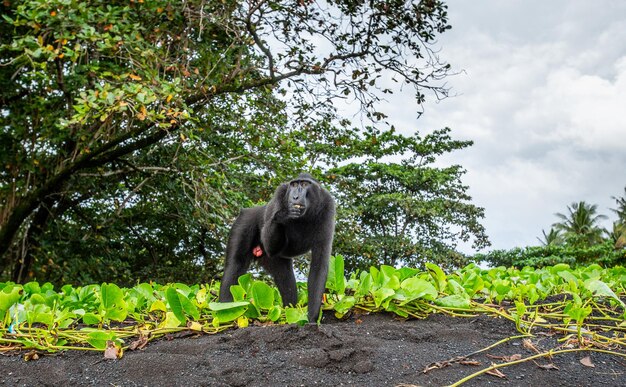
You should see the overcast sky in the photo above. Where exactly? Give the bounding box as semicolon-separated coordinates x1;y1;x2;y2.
383;0;626;252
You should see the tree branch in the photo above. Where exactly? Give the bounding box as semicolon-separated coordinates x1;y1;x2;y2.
0;125;171;259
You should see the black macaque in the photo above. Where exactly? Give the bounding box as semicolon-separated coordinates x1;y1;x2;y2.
219;173;336;323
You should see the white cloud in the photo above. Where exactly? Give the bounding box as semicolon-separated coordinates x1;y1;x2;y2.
517;63;626;152
380;0;626;251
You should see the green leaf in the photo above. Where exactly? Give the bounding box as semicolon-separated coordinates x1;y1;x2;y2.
584;279;625;308
172;283;193;296
356;272;372;297
29;293;47;305
460;272;484;297
82;312;102;325
23;282;41;296
100;283;124;309
0;285;22;316
99;283;127;322
426;263;447;292
209;302;248;323
180;296;200;320
250;281;275;310
229;285;246;302
160;311;183;328
435;294;470;309
26;304;53;326
446;279;466;296
399;277;437;302
237;274;253;293
209;301;250;311
564;302;592;323
369;266;381;285
493;280;511;302
396;267;420;281
106;307;128;322
165;287;186;324
326;255;346;295
557;270;579;284
550;264;571;274
149;299;167;312
61;284;74;296
134;283;156;302
85;330;115;349
54;308;77;329
267;305;282;322
385;302;409;318
333;295;356;316
285;306;308;325
380;265;400;289
373;287;395;308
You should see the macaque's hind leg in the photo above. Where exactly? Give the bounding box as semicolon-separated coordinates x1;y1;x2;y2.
263;257;297;307
307;245;331;323
219;209;260;302
219;253;253;302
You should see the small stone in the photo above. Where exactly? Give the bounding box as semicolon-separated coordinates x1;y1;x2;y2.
352;360;374;374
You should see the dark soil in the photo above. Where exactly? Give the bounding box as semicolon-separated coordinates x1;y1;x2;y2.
1;312;625;386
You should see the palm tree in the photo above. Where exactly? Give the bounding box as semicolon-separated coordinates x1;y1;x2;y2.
552;201;607;247
607;187;626;250
607;221;626;250
611;186;626;222
537;228;563;246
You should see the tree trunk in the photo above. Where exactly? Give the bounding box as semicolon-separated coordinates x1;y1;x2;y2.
0;198;41;274
12;196;55;283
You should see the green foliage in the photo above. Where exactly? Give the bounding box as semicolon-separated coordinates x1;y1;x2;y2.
327;127;489;272
2;257;624;354
611;186;626;223
284;306;309;326
250;281;275;311
100;283;127;322
475;241;626;268
325;255;347;295
609;187;626;249
165;286;200;324
608;221;626;250
533;190;626;262
208;301;249;327
552;201;607;247
0;285;22;320
1;0;457;284
537;228;564;246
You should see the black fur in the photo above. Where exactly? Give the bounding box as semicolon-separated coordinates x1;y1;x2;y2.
219;173;336;322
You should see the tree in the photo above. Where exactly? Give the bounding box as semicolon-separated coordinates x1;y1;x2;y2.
537;228;563;246
607;222;626;250
1;0;454;283
474;242;625;268
611;186;626;222
326;127;489;272
552;201;607;248
609;187;626;250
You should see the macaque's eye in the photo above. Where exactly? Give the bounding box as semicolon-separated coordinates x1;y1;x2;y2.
290;180;310;188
